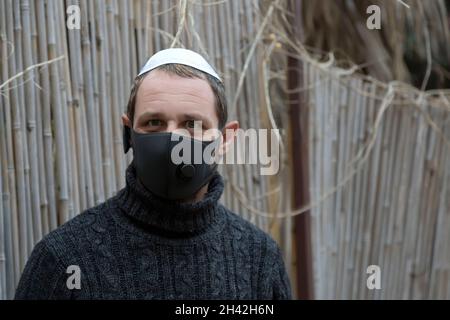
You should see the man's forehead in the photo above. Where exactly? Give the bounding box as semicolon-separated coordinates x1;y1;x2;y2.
138;69;214;98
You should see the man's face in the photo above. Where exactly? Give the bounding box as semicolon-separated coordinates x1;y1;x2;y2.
131;69;219;141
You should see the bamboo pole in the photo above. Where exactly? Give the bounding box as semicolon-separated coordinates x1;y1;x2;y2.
0;82;7;300
55;0;73;221
56;0;75;221
1;0;16;298
67;0;87;213
29;0;49;238
21;0;43;244
96;0;115;199
3;0;20;287
7;0;29;272
46;0;69;226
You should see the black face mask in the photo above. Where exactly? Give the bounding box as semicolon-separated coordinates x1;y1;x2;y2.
123;126;220;200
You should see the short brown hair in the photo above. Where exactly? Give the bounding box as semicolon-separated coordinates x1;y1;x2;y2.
126;64;227;129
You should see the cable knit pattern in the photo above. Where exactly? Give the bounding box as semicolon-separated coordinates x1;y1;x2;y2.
14;162;292;300
231;222;251;299
209;239;224;298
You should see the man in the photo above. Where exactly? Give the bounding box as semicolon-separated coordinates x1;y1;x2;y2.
15;48;292;299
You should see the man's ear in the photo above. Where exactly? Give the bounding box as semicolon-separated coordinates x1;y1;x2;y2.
219;120;239;156
122;114;132;153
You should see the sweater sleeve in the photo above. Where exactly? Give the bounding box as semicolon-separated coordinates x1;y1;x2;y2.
271;245;293;300
14;240;71;300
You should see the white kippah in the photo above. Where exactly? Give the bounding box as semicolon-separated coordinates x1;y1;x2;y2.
137;48;221;82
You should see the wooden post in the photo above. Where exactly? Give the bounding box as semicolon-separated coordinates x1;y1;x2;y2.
287;0;314;300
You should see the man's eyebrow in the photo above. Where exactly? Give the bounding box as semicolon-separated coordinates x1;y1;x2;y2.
136;111;166;120
136;111;213;126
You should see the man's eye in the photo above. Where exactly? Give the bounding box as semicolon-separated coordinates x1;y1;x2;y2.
185;120;203;129
185;120;196;129
148;119;162;127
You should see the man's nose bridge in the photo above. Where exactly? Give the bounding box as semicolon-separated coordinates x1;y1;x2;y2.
169;123;193;138
166;120;178;133
165;121;189;136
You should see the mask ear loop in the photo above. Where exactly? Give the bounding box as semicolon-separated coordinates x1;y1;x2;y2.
123;125;132;153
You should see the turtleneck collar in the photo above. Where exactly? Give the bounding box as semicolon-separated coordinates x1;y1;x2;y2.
115;162;225;235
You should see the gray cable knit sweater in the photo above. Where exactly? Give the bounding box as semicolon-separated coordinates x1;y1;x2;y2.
14;163;292;300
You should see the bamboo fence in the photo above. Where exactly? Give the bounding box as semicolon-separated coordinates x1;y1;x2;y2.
1;0;450;300
302;61;450;299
